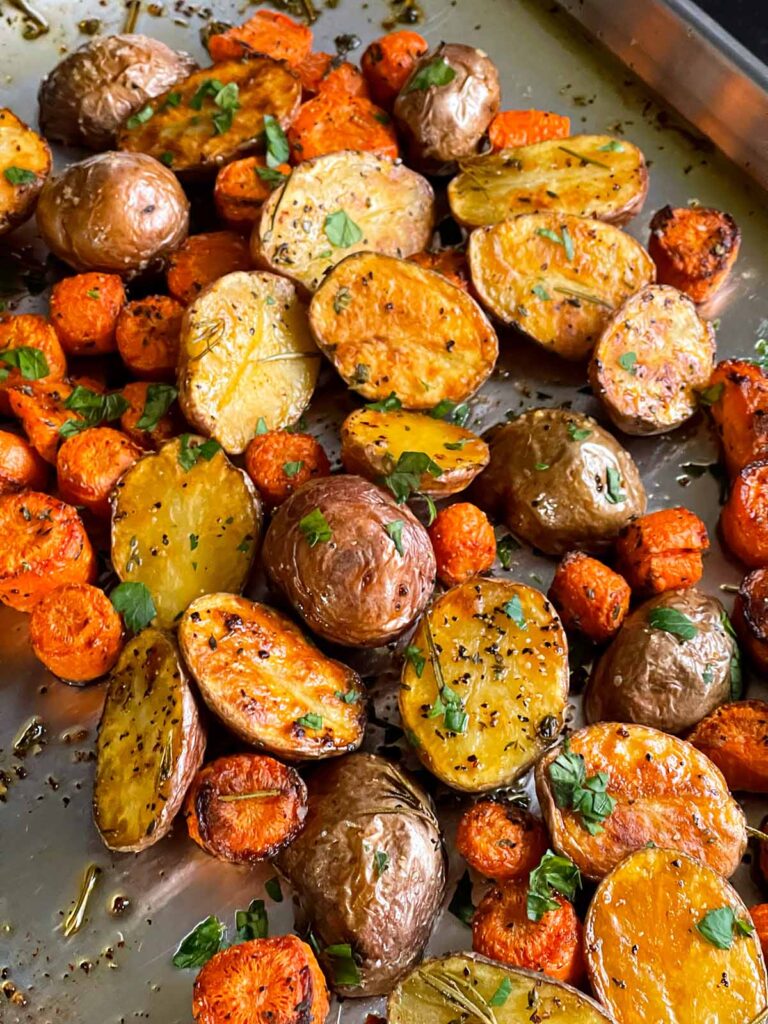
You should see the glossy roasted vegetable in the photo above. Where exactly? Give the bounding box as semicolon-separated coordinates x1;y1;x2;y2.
585;847;768;1024
276;753;445;997
472;408;646;555
448;134;648;228
400;578;568;792
0;109;51;236
94;627;205;852
536;722;746;880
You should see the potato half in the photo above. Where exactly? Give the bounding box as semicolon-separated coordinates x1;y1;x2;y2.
310;252;498;408
0;109;51;237
468;213;655;360
94;627;205;852
400;579;568;792
448;134;648;228
341;407;489;496
585;847;768;1024
536;722;746;881
111;436;261;628
252;150;435;293
178;270;319;453
589;284;716;435
179;594;366;759
389;954;614;1024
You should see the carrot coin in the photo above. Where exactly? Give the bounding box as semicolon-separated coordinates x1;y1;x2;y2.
615;506;709;594
166;231;251;306
57;426;142;518
8;379;81;464
287;93;399;162
456;802;548;881
115;295;183;379
119;381;180;451
649;205;740;304
360;30;429;108
488;109;571;150
688;700;768;793
0;312;66;414
0;429;48;494
207;9;312;65
213;156;291;230
720;460;768;568
244;430;331;508
49;272;125;355
29;582;123;683
548;551;630;642
428;502;496;586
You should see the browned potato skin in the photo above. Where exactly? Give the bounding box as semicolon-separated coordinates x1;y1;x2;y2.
36;152;189;276
0;109;51;236
585;588;734;733
394;43;500;174
38;34;196;150
178;593;366;759
472;408;646;555
263;475;436;647
536;722;747;881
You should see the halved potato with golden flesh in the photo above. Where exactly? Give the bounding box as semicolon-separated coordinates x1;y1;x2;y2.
117;57;301;175
448;135;648;229
389;954;615;1024
585;847;768;1024
400;579;568;792
94;627;205;852
178;270;319;453
340;407;489;497
0;108;51;236
252;150;435;293
111;436;261;628
178;593;366;759
310;252;498;408
468;213;655;360
589;284;716;434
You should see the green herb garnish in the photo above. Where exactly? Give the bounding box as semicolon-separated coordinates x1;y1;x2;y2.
404;56;456;93
298;508;332;547
527;849;581;921
136;383;177;432
110;582;156;633
548;738;616;835
647;606;698;641
696;907;754;950
324;210;363;248
385;519;405;555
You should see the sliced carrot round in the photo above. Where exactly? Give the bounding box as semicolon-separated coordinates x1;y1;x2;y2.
166;231;252;306
49;272;125;355
0;429;48;494
119;380;180;451
0;313;66;415
456;802;548;881
29;582;123;683
115;295;183;379
287;93;398;163
57;426;142;518
720;460;768;568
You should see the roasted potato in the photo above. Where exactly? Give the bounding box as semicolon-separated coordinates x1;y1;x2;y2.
649;204;741;304
400;578;568;792
111;436;262;628
589;284;716;434
393;43;500;174
0;109;51;236
38;34;196;150
536;722;747;881
585;588;736;733
448;134;648;229
585;847;768;1024
117;57;301;176
276;753;445;997
36;152;189;276
468;212;655;360
388;954;614;1024
262;474;435;647
309;252;498;408
252;150;434;293
179;593;365;758
177;271;319;454
734;567;768;673
340;407;489;497
472;408;646;555
94;627;205;852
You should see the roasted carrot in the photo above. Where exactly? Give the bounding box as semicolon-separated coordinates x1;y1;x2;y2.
456;802;549;882
615;506;709;594
734;567;768;674
115;295;184;379
184;753;308;863
213;156;292;231
0;491;95;611
192;935;329;1024
29;582;123;683
119;380;181;451
244;430;331;508
0;429;48;495
166;231;251;306
360;30;429;108
7;379;81;464
427;502;496;587
407;249;470;291
487;110;571;151
720;460;768;568
57;426;142;519
687;700;768;793
207;9;312;65
648;205;741;304
750;904;768;960
49;272;125;355
287;93;399;163
296;52;370;99
472;881;584;984
548;551;630;643
0;312;66;414
707;359;768;478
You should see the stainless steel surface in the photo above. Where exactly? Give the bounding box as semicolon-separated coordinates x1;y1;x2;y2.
1;2;768;1023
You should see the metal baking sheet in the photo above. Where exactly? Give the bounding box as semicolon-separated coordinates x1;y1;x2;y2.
1;2;768;1022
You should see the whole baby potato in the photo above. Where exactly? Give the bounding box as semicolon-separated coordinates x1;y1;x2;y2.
394;43;500;174
262;475;436;647
38;34;196;150
36;152;189;276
